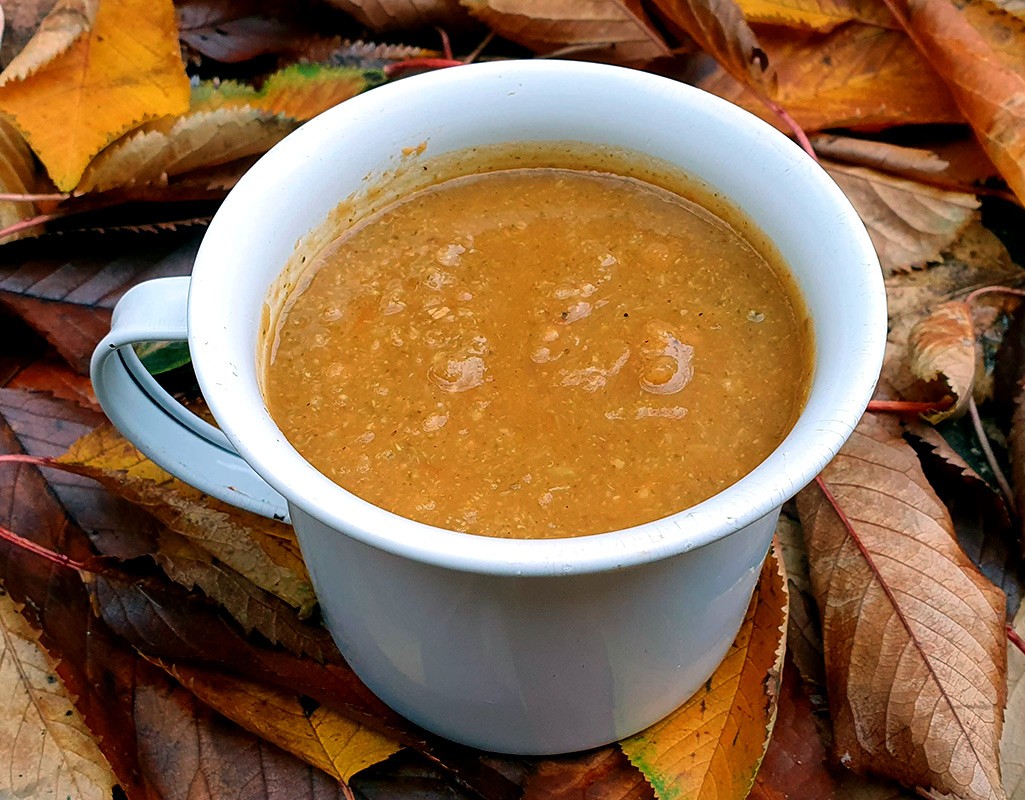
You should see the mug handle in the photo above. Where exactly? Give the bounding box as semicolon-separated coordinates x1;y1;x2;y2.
90;276;290;521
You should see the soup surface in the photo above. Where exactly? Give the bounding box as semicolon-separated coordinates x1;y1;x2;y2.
265;167;812;538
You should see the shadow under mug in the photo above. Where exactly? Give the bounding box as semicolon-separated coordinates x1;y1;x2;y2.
91;60;886;755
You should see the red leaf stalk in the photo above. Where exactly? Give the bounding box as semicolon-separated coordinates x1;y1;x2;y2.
0;523;89;571
1008;624;1025;656
383;59;466;79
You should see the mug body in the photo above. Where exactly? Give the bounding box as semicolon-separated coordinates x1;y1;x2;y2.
183;61;885;753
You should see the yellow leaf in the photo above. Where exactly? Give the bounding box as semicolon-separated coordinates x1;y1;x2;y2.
621;543;788;800
735;0;894;31
59;424;317;616
0;588;117;800
162;660;402;782
0;0;190;190
77;107;297;193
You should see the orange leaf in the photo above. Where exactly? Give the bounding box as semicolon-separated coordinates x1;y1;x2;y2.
698;23;962;132
907;300;978;422
880;0;1025;205
734;0;895;31
0;0;190;191
620;542;787;800
460;0;671;65
796;414;1007;800
651;0;774;91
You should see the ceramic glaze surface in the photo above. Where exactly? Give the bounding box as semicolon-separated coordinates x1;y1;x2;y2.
91;61;886;754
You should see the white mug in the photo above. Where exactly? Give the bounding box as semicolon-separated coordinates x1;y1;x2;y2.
91;60;885;755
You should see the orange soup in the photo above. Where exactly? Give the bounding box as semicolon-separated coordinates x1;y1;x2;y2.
264;167;812;538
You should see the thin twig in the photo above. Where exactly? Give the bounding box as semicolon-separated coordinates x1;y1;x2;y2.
1009;624;1025;656
966;285;1025;305
968;396;1017;513
538;42;613;59
464;30;495;64
0;192;70;202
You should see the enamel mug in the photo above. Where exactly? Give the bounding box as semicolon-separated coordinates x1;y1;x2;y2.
91;60;885;755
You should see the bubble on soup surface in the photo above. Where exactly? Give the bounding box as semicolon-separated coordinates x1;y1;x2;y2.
639;321;693;395
429;354;485;393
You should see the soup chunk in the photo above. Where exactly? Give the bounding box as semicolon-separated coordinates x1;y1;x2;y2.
264;168;812;538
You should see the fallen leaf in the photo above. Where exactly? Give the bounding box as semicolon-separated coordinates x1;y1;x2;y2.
135;671;355;800
775;511;825;690
59;424;317;615
178;0;308;63
906;420;1024;615
0;118;39;241
621;542;787;800
880;0;1025;205
190;63;384;121
160;659;402;782
734;0;894;31
460;0;672;65
523;748;652;800
350;748;491;799
320;38;438;69
651;0;774;90
698;24;962;133
0;0;190;190
326;0;471;32
1003;604;1025;799
906;300;978;421
824;161;979;275
0;0;97;84
76;106;297;194
0;586;117;800
0;0;60;69
796;413;1007;800
0;233;197;372
6;359;98;408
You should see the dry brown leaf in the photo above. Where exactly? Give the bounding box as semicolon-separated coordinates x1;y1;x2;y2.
0;0;96;84
796;413;1007;800
461;0;671;65
824;161;980;275
776;512;825;688
621;542;787;800
0;0;58;69
651;0;774;91
0;0;190;190
734;0;894;30
882;0;1025;205
907;300;978;422
58;424;317;616
326;0;471;31
0;117;38;240
0;587;117;800
1003;605;1025;799
76;107;296;194
160;660;402;782
698;24;962;133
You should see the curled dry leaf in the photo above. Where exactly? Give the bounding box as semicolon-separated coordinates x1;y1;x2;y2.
326;0;471;32
733;0;894;31
698;24;962;134
796;413;1007;800
881;0;1025;205
0;0;190;190
76;107;297;194
0;0;97;84
1003;604;1025;799
58;424;317;615
0;118;39;242
651;0;774;91
775;511;825;689
824;161;979;275
460;0;671;65
621;542;787;800
159;659;402;782
0;587;117;800
907;300;978;422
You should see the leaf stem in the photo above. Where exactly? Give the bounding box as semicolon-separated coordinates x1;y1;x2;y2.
383;58;465;79
464;31;495;64
758;97;817;161
1009;624;1025;656
0;523;89;571
867;399;953;415
967;396;1016;513
0;453;58;468
0;192;69;202
965;285;1025;305
0;212;60;241
434;26;454;61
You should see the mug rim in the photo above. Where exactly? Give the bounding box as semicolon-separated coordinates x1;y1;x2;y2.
189;60;886;576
